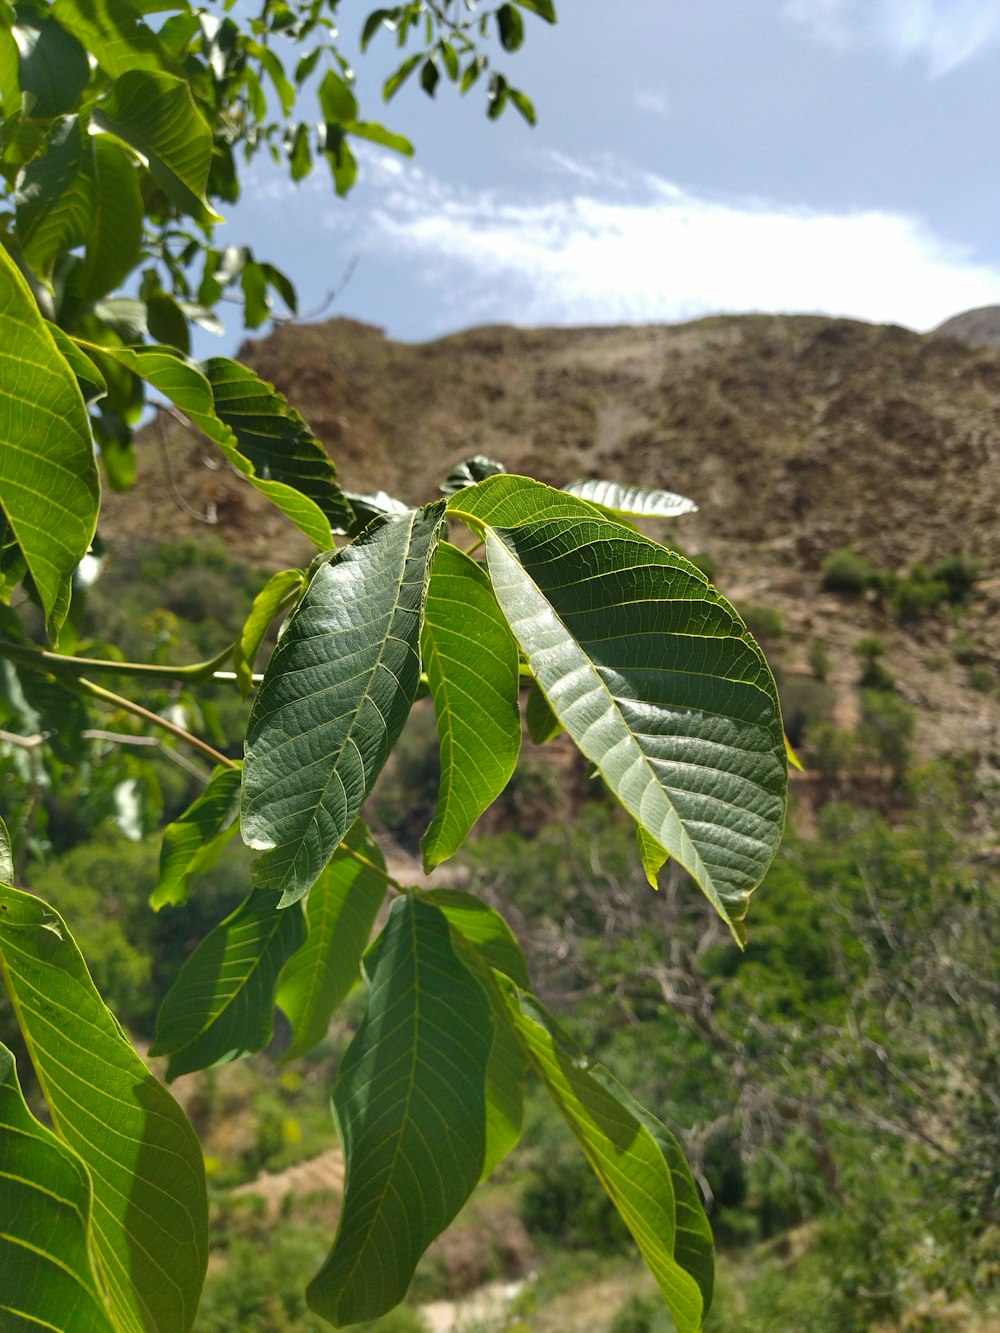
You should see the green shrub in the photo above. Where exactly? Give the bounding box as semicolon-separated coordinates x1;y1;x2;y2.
780;676;835;747
858;689;914;782
929;553;981;604
820;547;874;594
739;603;785;642
807;638;831;681
891;565;949;619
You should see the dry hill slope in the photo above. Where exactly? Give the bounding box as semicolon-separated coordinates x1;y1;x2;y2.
103;313;1000;777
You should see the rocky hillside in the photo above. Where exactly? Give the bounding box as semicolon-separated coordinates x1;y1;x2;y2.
103;313;1000;781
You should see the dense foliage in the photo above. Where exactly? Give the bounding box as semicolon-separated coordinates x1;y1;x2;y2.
0;2;796;1329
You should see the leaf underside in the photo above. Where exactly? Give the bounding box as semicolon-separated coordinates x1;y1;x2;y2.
307;896;493;1325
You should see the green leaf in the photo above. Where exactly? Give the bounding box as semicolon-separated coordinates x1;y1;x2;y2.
151;884;306;1078
421;888;530;988
240;258;270;328
0;813;11;883
306;896;493;1325
202;357;353;540
14;13;89;118
440;454;506;495
234;567;304;696
342;487;410;535
589;1065;715;1314
318;68;357;122
345;119;414;155
0;24;19;118
16;667;89;763
637;823;670;889
243;503;446;905
526;677;563;743
422;889;531;1178
0;884;208;1331
0;1043;116;1333
48;323;107;405
52;0;174;78
383;50;422;99
515;0;557;20
0;246;99;641
420;541;521;869
500;981;710;1332
497;3;525;51
83;346;349;549
563;478;699;519
94;69;221;224
507;88;536;126
152;763;242;909
275;819;388;1063
15;115;90;279
451;476;786;940
258;45;295;115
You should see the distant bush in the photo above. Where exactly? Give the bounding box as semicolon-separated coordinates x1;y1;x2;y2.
739;603;786;643
858;689;914;782
780;677;835;747
852;636;896;691
929;553;981;604
821;547;875;594
807;638;831;681
890;564;949;620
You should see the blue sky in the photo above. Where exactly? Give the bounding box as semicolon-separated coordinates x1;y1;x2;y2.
208;0;1000;350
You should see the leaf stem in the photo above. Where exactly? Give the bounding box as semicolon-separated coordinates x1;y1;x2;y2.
0;637;234;683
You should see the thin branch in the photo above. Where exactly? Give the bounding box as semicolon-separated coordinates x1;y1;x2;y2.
72;677;237;770
0;637;234;684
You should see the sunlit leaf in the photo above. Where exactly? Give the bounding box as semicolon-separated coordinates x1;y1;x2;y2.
0;885;208;1331
14;12;89;118
243;503;445;905
233;567;304;696
94;69;220;223
563;478;698;519
500;980;710;1332
451;476;786;941
0;247;98;641
0;1043;116;1333
53;0;174;78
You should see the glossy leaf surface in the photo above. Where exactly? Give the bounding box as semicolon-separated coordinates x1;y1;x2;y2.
564;478;699;518
420;541;521;869
0;885;207;1331
307;896;492;1325
243;504;445;904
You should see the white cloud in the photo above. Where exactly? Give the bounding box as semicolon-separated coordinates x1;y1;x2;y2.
348;159;1000;332
785;0;1000;75
633;88;669;117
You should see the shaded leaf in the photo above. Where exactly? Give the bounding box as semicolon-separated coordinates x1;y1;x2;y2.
525;677;563;743
0;247;98;641
0;885;208;1331
0;813;11;883
151;884;306;1079
564;478;698;519
500;981;709;1332
451;476;786;940
48;324;106;406
421;888;530;987
0;1043;116;1333
94;69;220;223
342;487;409;535
307;896;492;1325
15;114;90;279
243;503;445;905
152;764;242;909
276;819;388;1063
421;541;521;869
14;12;89;118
